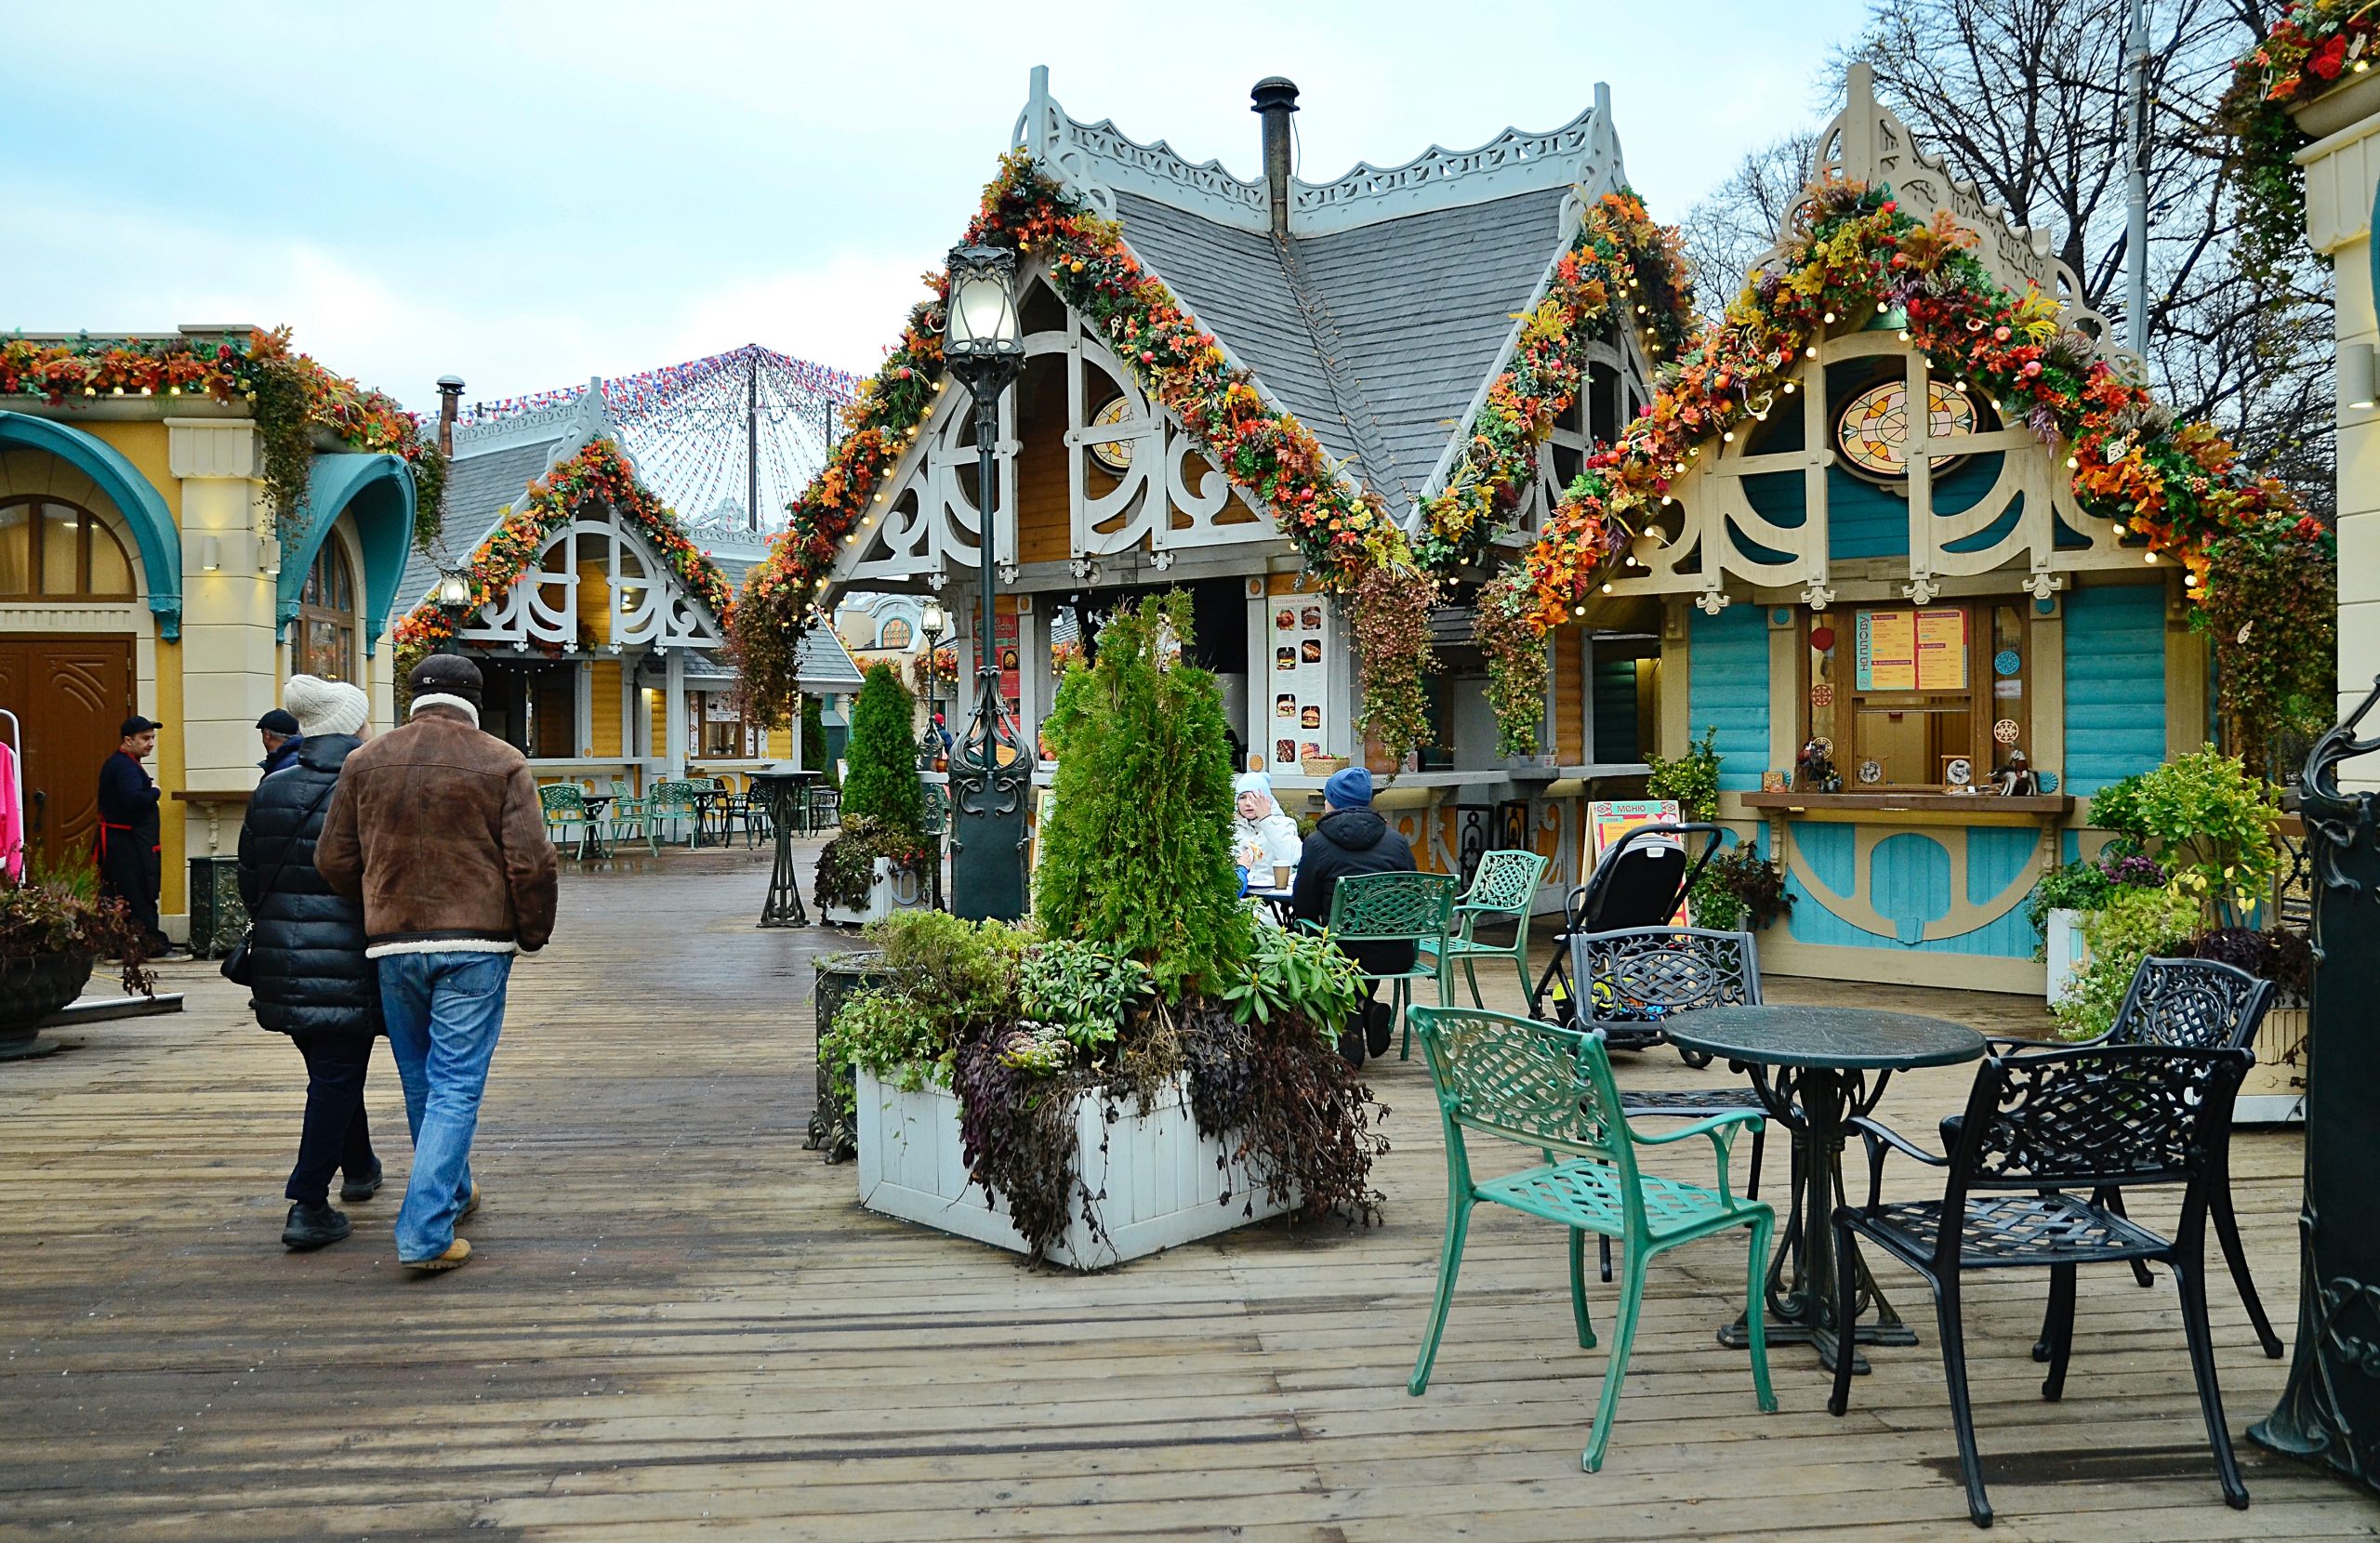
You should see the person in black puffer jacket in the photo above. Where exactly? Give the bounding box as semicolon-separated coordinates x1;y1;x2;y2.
238;676;381;1252
1288;767;1417;1066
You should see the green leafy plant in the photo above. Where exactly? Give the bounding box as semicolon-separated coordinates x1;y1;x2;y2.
800;693;838;785
2195;522;2338;779
840;663;923;837
818;985;953;1090
867;909;1028;1026
1348;564;1437;769
2053;883;2202;1039
1032;592;1250;997
1696;848;1792;931
2085;747;2282;929
1019;939;1150;1050
2026;860;2114;934
1646;725;1722;821
1223;924;1366;1035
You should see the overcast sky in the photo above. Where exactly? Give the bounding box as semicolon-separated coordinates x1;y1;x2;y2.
7;1;1872;414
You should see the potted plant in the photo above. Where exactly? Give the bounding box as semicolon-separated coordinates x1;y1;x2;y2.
1690;846;1795;932
2024;853;2161;1006
2175;924;2315;1123
1;855;156;1060
835;597;1387;1269
815;663;931;925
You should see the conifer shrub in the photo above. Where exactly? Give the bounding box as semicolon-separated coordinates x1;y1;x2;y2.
1031;592;1250;998
840;663;922;838
800;693;836;785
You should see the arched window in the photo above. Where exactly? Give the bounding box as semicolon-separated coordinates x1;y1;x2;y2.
879;616;914;650
298;541;357;682
0;497;135;599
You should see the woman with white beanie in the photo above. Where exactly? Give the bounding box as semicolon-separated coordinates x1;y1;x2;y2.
1232;770;1302;891
237;675;382;1251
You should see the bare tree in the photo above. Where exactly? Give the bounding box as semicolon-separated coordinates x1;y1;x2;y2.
1680;132;1820;313
1837;0;2332;515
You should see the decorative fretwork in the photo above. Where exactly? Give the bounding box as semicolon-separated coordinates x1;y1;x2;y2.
2109;957;2272;1052
1964;1045;2250;1190
458;503;721;652
1420;1010;1622;1163
1575;926;1758;1026
1861;1192;2167;1270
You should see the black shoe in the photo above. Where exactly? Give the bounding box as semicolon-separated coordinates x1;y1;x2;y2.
1364;1000;1394;1059
339;1165;383;1204
282;1202;351;1251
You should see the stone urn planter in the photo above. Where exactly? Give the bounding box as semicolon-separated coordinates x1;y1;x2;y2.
855;1067;1294;1271
0;952;93;1061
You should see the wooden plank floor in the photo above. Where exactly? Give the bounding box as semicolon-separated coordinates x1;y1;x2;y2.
1;850;2367;1541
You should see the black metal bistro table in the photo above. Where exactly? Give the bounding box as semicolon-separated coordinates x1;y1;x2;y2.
747;768;822;929
577;794;613;861
1666;1005;1986;1373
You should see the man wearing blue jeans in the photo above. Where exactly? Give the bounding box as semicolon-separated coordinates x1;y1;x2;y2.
317;655;558;1273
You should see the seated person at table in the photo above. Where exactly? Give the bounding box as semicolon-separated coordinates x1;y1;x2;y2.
1289;767;1415;1065
1232;771;1302;891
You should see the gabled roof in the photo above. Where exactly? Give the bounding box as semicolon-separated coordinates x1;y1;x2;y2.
399;386;605;613
1018;70;1629;511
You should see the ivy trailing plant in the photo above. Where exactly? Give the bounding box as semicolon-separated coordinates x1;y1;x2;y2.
1;326;447;547
1415;191;1695;572
728;152;1441;764
390;436;732;684
2218;2;2378;280
1475;178;2332;762
1347;563;1437;770
1031;591;1250;998
1179;1001;1387;1225
818;985;952;1092
2194;519;2339;776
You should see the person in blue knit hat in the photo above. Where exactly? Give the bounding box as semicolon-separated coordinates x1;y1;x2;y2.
1289;766;1416;1064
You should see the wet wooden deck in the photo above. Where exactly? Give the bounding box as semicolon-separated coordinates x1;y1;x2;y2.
0;850;2365;1540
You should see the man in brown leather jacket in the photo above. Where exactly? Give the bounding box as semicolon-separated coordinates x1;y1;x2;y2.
316;654;557;1272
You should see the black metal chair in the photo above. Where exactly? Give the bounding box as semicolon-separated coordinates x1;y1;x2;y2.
1531;823;1723;1059
1832;1041;2258;1527
1934;956;2281;1359
1569;925;1770;1283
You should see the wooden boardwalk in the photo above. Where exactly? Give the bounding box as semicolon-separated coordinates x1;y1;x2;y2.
1;850;2368;1541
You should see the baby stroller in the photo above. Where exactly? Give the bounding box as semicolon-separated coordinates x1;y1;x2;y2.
1528;821;1724;1062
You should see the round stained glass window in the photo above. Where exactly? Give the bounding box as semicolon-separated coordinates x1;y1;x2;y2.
1834;377;1977;482
1089;396;1135;473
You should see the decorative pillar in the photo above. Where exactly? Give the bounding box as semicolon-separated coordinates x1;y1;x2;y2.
663;648;686;776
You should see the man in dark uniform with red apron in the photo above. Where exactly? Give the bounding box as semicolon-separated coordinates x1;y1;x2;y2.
96;716;168;954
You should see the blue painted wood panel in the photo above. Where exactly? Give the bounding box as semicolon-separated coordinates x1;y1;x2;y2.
1688;605;1770;791
1783;821;2040;958
2063;582;2167;794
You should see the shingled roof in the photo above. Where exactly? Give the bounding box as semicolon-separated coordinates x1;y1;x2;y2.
1018;69;1629;515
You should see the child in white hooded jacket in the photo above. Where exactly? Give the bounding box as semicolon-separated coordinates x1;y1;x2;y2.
1232;770;1302;891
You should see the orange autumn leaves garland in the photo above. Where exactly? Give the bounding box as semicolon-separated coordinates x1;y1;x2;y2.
390;437;733;673
1476;178;2327;758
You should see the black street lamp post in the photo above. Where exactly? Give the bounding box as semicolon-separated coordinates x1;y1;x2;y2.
939;244;1031;921
434;567;472;655
917;596;947;769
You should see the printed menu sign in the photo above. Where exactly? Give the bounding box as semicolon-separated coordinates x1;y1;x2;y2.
995;608;1020;715
1856;607;1966;692
1268;599;1331;773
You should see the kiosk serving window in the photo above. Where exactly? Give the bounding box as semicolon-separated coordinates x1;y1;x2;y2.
1803;600;2030;789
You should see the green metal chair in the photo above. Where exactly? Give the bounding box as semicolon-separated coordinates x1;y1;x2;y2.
537;783;608;859
1432;849;1551;1009
649;780;702;847
605;777;658;855
1406;1003;1777;1473
1311;870;1457;1060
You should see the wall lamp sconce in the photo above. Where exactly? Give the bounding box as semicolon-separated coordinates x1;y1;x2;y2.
199;536;221;572
2344;342;2376;412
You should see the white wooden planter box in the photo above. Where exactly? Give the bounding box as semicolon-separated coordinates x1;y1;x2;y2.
824;858;930;928
855;1067;1292;1270
2045;908;2088;1007
2239;993;2309;1126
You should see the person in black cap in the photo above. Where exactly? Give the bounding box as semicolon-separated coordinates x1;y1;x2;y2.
257;707;302;778
96;716;170;954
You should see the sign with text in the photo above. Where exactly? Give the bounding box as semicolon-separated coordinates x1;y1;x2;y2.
1585;798;1688;925
1856;607;1967;692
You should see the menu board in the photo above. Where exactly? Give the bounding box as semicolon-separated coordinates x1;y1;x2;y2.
1268;598;1331;773
1856;607;1966;692
995;608;1020;714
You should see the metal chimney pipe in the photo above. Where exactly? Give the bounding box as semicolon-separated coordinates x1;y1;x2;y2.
1251;77;1300;236
434;375;465;456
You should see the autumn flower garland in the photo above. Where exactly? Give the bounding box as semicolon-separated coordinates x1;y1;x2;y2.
0;326;446;547
390;436;733;679
733;152;1439;759
2220;0;2380;278
1416;191;1693;573
1478;178;2330;759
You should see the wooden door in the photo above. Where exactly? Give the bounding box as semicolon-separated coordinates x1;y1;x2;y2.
0;636;136;871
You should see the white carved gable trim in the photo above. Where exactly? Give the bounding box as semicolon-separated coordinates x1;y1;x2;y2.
458;500;723;652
